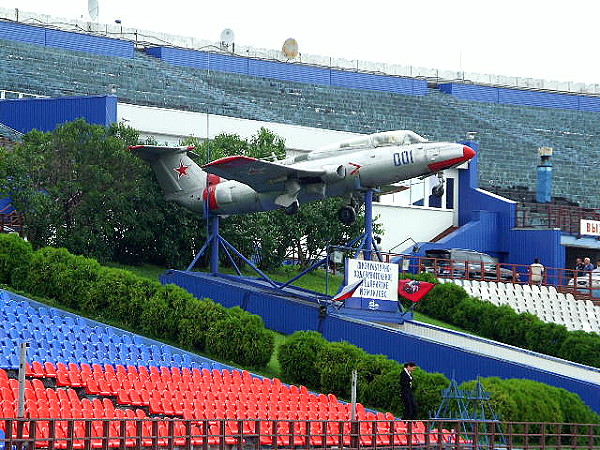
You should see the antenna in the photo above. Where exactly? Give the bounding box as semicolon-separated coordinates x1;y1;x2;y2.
282;37;299;59
220;28;235;51
88;0;100;21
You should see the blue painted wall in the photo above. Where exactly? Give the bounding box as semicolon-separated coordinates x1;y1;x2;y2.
161;270;600;413
0;21;45;45
145;47;428;96
0;197;13;213
0;20;133;58
439;82;600;112
415;140;564;272
0;95;117;133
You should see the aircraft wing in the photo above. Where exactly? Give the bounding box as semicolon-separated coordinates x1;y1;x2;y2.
202;156;324;193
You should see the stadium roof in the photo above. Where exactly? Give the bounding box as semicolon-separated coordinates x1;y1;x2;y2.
1;6;599;96
0;122;23;143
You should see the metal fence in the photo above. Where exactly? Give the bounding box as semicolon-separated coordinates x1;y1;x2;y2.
516;202;600;237
2;417;599;450
380;251;600;301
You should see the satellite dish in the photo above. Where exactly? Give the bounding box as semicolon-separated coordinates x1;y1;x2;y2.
282;38;299;59
220;28;235;48
88;0;100;21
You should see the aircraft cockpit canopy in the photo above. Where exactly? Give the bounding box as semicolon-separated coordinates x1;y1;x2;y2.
371;130;428;147
317;130;428;153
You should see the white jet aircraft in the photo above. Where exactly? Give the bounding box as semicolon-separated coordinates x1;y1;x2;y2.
131;130;475;224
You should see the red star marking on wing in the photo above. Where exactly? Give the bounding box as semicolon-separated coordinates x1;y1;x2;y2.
174;159;190;179
349;162;362;176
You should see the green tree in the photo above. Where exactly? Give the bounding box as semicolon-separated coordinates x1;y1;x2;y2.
1;119;207;267
0;233;33;285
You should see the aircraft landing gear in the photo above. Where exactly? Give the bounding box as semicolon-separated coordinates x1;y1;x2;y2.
432;172;445;197
338;205;356;225
284;200;300;215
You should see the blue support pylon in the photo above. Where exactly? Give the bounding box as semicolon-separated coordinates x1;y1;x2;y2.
186;188;385;298
431;377;506;448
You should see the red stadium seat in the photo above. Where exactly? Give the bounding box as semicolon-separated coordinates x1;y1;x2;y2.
128;389;144;407
116;390;130;405
31;361;46;378
55;369;71;387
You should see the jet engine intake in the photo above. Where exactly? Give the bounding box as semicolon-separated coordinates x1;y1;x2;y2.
321;164;347;182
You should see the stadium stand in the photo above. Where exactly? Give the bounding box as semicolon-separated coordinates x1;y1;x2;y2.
0;289;464;447
2;33;600;207
445;279;600;333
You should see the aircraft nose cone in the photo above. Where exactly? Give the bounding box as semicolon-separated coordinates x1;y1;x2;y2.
463;145;476;160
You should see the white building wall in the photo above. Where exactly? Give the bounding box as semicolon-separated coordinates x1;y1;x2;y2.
118;103;360;151
374;204;454;254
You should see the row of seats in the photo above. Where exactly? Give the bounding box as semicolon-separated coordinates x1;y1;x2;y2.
26;363;357;422
444;279;600;333
0;364;464;449
0;291;223;371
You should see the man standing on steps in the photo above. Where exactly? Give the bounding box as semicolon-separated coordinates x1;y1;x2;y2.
400;361;418;420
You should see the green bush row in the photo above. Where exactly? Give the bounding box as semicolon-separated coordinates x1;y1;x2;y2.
412;277;600;368
277;330;599;423
278;330;450;418
0;234;274;368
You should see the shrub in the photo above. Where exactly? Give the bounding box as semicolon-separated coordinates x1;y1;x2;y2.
177;297;228;351
417;282;466;319
0;234;33;285
139;291;171;339
19;246;101;309
317;341;367;399
414;370;451;418
278;330;328;389
357;355;402;412
557;331;600;367
459;377;600;424
85;267;154;325
205;307;274;368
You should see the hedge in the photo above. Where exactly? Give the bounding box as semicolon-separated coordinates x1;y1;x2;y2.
410;276;600;369
2;238;274;368
278;330;450;418
460;377;600;424
278;330;600;423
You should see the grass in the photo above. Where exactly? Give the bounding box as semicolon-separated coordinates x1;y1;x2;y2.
105;261;346;295
102;262;168;281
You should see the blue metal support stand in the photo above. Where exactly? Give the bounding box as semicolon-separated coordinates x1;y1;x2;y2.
185;188;392;318
363;189;373;261
210;215;219;274
186;213;280;287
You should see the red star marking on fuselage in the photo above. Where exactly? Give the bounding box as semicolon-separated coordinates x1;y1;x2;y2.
349;162;362;176
174;159;190;179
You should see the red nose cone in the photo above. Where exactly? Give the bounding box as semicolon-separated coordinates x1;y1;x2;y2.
463;145;476;160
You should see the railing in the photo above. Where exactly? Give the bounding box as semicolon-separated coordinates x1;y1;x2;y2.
377;252;600;301
516;202;600;236
0;212;23;236
2;417;599;449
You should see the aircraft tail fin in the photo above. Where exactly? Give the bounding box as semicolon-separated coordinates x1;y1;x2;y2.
129;145;206;211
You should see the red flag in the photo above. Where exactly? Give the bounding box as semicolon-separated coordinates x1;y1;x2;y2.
398;279;435;303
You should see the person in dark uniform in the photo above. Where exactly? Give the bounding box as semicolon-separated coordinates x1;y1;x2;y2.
400;361;418;420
